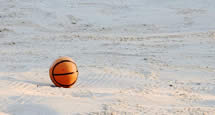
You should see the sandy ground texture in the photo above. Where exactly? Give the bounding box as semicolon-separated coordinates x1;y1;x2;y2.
0;0;215;114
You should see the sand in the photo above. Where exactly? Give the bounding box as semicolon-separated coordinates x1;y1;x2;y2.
0;0;215;114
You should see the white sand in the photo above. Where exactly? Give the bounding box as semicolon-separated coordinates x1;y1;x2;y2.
0;0;215;114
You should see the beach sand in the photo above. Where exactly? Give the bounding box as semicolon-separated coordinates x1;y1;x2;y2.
0;0;215;114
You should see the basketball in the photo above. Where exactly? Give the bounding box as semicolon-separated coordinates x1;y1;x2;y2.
49;57;78;88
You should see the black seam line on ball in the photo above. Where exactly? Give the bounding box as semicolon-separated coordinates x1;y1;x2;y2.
52;60;78;87
54;71;78;76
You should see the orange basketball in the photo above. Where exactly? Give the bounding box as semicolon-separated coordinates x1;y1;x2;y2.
49;57;78;88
